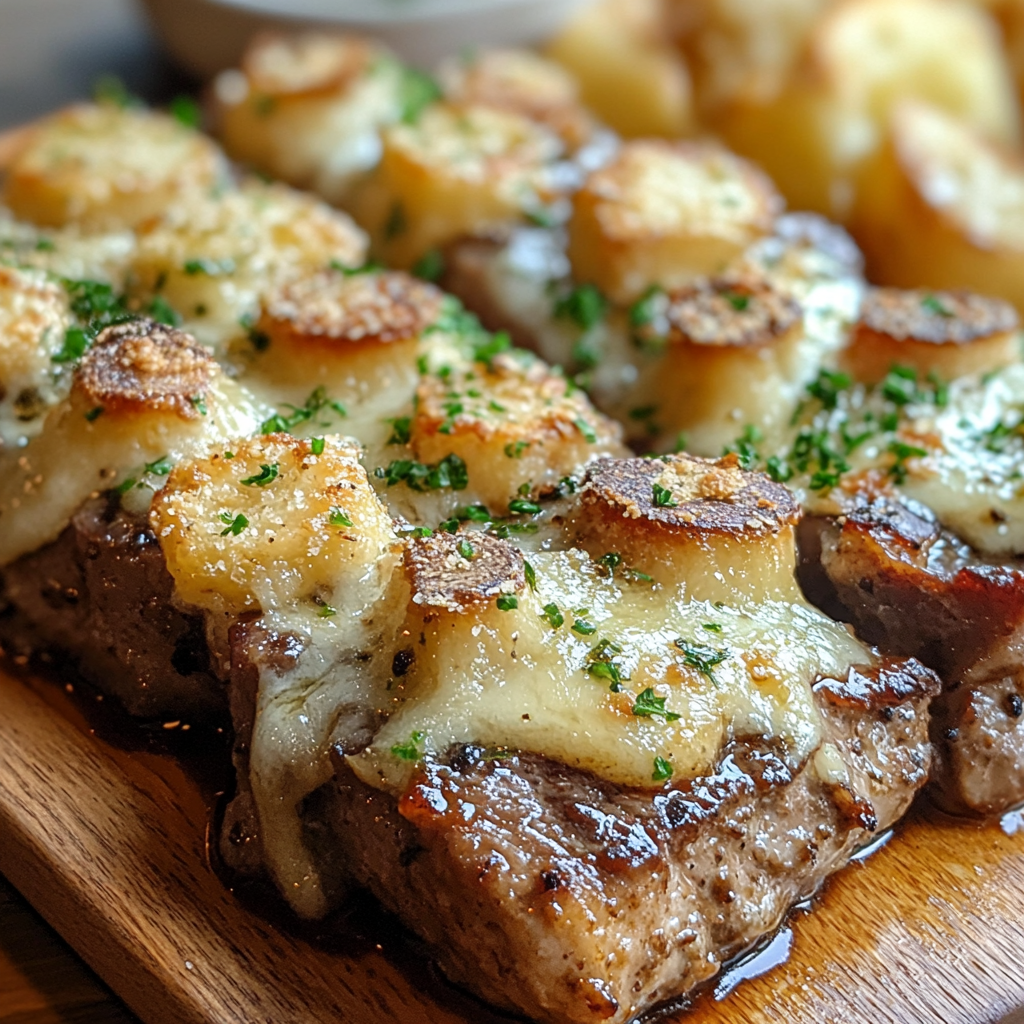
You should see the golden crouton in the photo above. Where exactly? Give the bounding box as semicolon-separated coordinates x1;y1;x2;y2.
215;32;404;204
410;353;625;509
545;0;694;138
850;100;1024;316
720;0;1021;219
2;103;226;230
842;286;1020;383
349;102;564;269
567;140;782;304
151;433;395;615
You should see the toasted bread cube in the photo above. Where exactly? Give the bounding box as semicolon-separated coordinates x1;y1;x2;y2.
250;268;443;409
544;0;694;138
439;48;595;148
567;140;782;304
671;0;834;114
2;103;227;231
128;179;367;343
619;272;809;455
410;354;625;510
570;453;803;602
0;265;71;444
152;433;396;616
215;33;403;204
850;101;1024;316
0;319;261;567
720;0;1021;219
842;286;1020;383
350;102;564;269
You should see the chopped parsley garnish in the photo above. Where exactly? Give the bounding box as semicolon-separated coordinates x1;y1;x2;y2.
458;504;492;523
571;618;597;636
412;248;444;282
524;560;536;590
310;437;325;455
765;455;792;483
629;405;658;421
628;286;664;329
92;74;137;108
574;418;598;443
147;296;181;326
377;453;469;491
525;205;558;228
597;552;622;576
53;279;135;364
397;65;442;124
261;386;346;434
652;756;674;782
115;476;137;495
457;538;475;560
496;595;519;611
318;604;337;619
391;730;426;762
401;526;434;539
144;456;173;476
183;257;235;276
54;328;90;364
921;294;953;317
241;463;279;487
702;622;723;633
806;369;851;411
881;365;922;406
554;283;607;332
170;95;202;129
508;497;541;515
724;424;763;469
542;603;564;628
219;512;248;536
504;440;530;459
585;637;627;691
84;406;104;422
652;483;678;508
387;416;412;445
674;638;729;687
329;507;353;527
888;439;928;483
722;290;750;312
632;687;680;721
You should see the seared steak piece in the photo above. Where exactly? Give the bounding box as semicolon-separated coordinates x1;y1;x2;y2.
0;493;224;719
798;497;1024;815
226;616;936;1024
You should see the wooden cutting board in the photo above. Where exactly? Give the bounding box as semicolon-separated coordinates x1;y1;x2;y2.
1;662;1023;1024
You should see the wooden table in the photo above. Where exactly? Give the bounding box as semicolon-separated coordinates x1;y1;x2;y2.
0;875;136;1024
0;4;175;1020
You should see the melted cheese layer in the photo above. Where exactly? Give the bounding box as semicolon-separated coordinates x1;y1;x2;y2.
348;548;869;794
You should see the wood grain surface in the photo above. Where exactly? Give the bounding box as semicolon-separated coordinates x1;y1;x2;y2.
1;661;1023;1024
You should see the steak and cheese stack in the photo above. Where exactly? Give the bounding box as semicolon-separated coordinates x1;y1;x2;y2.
0;53;962;1024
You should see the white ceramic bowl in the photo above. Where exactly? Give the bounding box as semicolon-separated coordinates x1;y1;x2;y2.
137;0;594;77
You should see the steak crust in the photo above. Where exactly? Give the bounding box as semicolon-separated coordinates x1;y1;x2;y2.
225;617;936;1024
797;498;1024;815
323;661;934;1024
0;493;223;718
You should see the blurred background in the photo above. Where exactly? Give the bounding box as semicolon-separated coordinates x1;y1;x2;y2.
0;0;189;129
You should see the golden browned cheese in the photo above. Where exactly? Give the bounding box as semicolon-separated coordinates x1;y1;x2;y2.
349;102;564;269
570;453;803;602
544;0;694;138
718;0;1021;220
410;353;626;509
74;320;216;420
2;103;226;230
215;33;403;203
850;100;1024;316
439;48;595;148
258;268;443;351
842;287;1021;384
151;433;395;615
567;139;782;303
